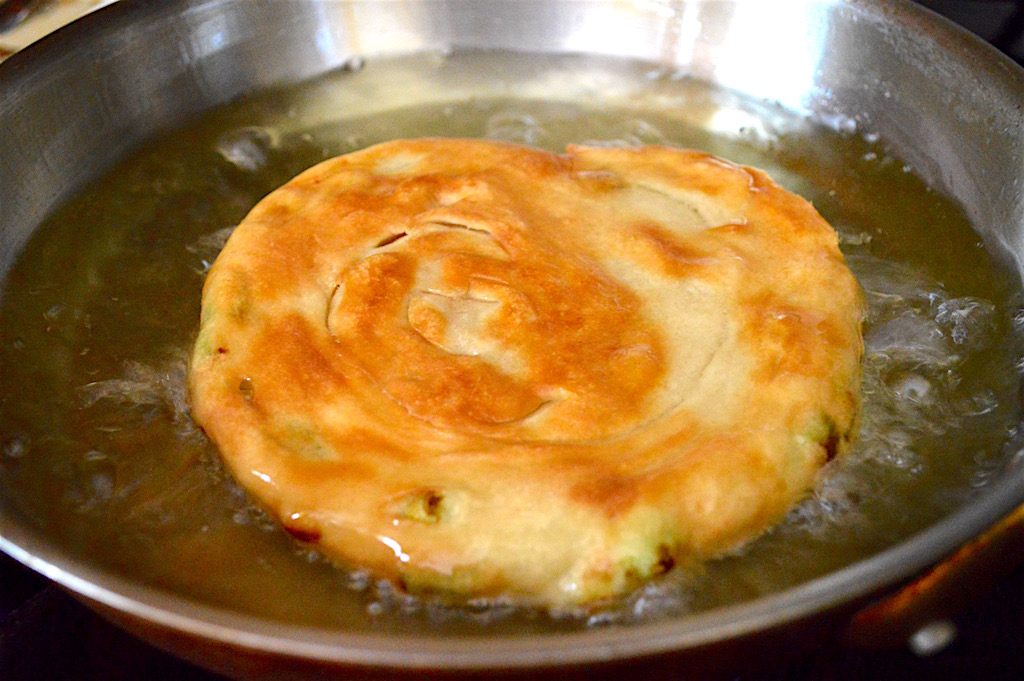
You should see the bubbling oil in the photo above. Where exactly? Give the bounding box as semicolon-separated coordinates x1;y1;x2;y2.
1;51;1023;634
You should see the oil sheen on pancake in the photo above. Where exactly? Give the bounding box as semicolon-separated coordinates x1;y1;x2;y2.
188;139;864;607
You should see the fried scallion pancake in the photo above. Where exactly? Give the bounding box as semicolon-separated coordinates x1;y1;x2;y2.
188;139;864;606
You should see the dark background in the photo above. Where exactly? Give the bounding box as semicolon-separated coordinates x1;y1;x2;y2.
3;1;1024;679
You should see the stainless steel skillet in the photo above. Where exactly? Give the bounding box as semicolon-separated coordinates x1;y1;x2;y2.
1;1;1024;677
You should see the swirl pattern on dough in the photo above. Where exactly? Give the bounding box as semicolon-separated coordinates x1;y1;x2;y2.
189;139;863;605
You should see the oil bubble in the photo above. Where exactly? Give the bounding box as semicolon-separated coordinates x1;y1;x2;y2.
890;373;933;404
485;111;550;146
934;297;996;350
187;226;235;275
67;453;117;512
215;126;281;173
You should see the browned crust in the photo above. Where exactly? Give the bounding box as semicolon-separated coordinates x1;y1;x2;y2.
189;139;864;605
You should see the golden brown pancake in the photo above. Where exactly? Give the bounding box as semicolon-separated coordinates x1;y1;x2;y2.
188;139;863;606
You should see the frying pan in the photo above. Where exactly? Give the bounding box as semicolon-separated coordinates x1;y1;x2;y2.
2;0;1024;678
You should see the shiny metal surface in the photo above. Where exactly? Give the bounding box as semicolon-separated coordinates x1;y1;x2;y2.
2;0;1024;674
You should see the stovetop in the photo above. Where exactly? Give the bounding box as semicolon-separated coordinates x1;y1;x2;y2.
2;2;1024;679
